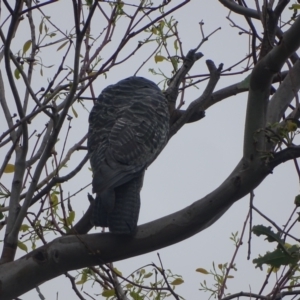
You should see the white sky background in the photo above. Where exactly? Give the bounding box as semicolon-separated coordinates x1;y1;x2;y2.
0;0;299;299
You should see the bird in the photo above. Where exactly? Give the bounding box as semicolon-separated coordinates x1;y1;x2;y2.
87;76;169;234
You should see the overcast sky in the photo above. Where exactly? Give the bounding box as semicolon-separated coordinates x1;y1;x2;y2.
1;0;299;299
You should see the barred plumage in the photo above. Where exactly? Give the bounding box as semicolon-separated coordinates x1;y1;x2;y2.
88;77;169;234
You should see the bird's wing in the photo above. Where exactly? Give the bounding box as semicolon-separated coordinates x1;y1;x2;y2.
89;82;169;195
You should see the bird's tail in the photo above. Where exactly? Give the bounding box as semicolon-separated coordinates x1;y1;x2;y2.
108;173;144;235
92;196;109;227
92;188;116;227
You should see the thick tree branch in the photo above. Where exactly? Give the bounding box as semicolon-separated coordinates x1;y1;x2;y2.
267;60;300;124
170;70;290;126
0;156;273;299
219;0;259;19
1;1;29;264
170;109;205;125
269;146;300;169
243;15;300;160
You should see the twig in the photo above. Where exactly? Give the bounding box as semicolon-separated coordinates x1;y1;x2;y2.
30;152;89;206
157;253;180;300
21;0;58;15
0;132;20;179
219;209;250;299
252;205;299;242
247;191;254;260
65;272;86;300
170;60;223;137
164;49;204;115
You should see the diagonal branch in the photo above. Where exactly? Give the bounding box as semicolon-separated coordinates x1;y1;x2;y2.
269;145;300;169
29;153;89;206
164;49;203;116
0;154;274;299
267;60;300;124
219;0;259;19
0;70;16;142
243;15;300;160
170;60;223;138
1;1;29;264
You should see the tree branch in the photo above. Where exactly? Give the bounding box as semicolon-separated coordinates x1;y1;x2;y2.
219;0;259;19
269;146;300;169
29;153;89;206
170;60;223;138
243;14;300;160
164;49;203;116
0;70;16;142
0;149;280;299
1;1;29;264
267;60;300;124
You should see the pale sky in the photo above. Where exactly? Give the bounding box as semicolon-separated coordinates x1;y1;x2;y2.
0;0;299;299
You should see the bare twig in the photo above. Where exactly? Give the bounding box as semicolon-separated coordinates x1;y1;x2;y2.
170;60;223;137
65;272;86;300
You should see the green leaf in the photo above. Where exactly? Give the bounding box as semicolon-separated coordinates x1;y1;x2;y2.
158;20;165;29
129;291;143;300
71;106;78;118
154;55;166;63
174;39;178;50
144;272;153;278
39;20;43;34
57;41;68;51
170;278;184;285
170;57;178;71
294;195;300;207
253;245;300;269
252;225;283;244
196;268;209;274
76;269;88;285
23;40;32;55
18;240;28;253
102;289;116;297
66;211;75;226
113;267;122;276
50;193;58;207
4;164;15;173
86;0;93;6
286;120;297;132
151;26;157;34
14;68;20;80
289;4;300;9
20;224;30;232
